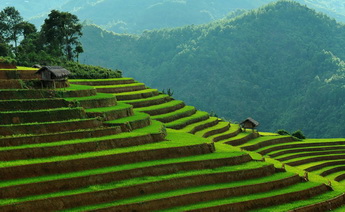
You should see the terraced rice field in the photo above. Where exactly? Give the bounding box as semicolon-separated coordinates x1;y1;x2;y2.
69;78;345;211
0;71;343;211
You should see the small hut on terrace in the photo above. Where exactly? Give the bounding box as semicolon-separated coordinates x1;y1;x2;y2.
240;117;259;132
35;66;71;88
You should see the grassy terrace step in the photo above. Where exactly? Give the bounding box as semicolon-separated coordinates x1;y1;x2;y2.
0;68;39;80
285;154;345;167
0;152;250;199
239;135;296;151
69;172;310;212
0;130;214;181
0;86;96;100
254;191;344;212
64;93;117;109
120;94;171;108
267;145;345;158
0;162;276;211
0;153;252;205
56;84;98;97
274;150;345;162
165;111;210;130
104;111;151;131
161;182;328;212
86;102;133;121
0;79;23;89
0;98;70;111
180;117;220;134
209;124;242;142
70;78;135;86
114;89;159;100
303;160;345;172
0;107;86;125
258;139;345;155
0;118;103;136
93;83;146;93
312;165;345;177
0;121;165;161
151;106;197;123
134;100;185;116
222;131;258;146
195;121;230;138
0;126;121;147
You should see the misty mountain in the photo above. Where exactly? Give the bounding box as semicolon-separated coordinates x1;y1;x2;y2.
80;1;345;138
2;0;345;33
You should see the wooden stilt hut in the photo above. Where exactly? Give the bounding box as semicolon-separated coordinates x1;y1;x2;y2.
35;66;70;88
240;117;259;132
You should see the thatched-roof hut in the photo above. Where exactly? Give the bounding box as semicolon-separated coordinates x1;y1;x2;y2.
35;66;71;88
240;117;259;132
35;66;71;81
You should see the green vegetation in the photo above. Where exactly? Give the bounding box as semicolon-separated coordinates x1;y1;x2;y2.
0;56;16;65
0;6;121;79
80;0;345;138
0;75;345;211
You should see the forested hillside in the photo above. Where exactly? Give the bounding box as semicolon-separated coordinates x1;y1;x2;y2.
80;1;345;138
2;0;345;33
1;0;273;33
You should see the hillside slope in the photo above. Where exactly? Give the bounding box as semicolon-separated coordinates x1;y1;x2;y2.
2;67;344;211
80;0;345;138
2;0;345;33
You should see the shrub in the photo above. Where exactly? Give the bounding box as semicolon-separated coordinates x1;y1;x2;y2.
292;130;306;139
277;129;290;135
0;56;16;64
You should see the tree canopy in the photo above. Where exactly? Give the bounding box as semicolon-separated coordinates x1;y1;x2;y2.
80;1;345;138
0;7;120;79
41;10;83;60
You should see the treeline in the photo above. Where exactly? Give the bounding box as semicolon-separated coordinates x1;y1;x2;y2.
80;0;345;138
0;7;121;78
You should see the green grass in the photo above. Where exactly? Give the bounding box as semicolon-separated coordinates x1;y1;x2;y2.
0;161;269;207
0;151;244;190
274;149;345;162
194;121;229;137
93;83;145;88
86;102;132;113
65;170;294;211
151;106;196;121
160;181;321;211
238;135;292;149
104;111;149;124
0;129;208;168
252;191;344;212
0;118;96;127
164;111;209;128
218;131;251;143
57;84;94;91
282;153;345;165
0;120;163;152
0;66;38;71
298;159;345;171
134;100;184;113
70;78;133;82
115;88;157;95
0;107;83;114
120;94;170;104
64;92;115;101
179;117;219;133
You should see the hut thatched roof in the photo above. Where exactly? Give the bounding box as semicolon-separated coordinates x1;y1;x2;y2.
35;66;71;79
240;117;259;127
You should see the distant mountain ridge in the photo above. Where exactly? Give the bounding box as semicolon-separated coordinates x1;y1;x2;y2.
2;0;345;33
80;1;345;138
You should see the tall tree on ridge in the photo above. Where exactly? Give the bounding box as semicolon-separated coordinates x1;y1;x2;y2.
0;6;24;54
41;10;83;61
